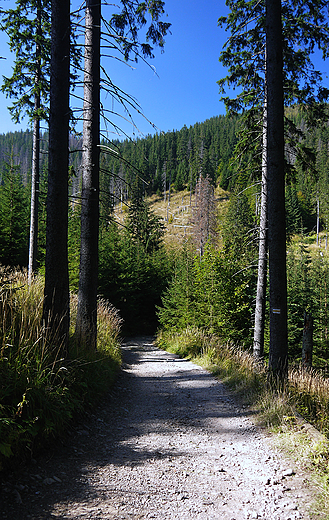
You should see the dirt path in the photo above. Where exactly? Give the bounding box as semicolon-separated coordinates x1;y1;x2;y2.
1;338;315;519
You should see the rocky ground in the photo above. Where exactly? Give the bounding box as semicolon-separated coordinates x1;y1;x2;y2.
0;337;317;519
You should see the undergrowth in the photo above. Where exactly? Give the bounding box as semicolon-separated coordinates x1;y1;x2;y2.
0;267;122;471
156;327;329;518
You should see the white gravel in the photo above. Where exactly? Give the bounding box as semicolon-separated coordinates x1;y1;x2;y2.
0;337;315;519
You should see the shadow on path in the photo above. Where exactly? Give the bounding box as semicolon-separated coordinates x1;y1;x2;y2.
0;336;258;519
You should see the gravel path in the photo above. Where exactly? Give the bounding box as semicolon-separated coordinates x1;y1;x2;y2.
1;337;315;519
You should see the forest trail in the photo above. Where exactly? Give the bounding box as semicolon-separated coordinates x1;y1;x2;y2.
1;337;315;519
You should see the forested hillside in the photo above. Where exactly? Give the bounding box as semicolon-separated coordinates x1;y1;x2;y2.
2;109;326;241
0;115;238;332
0;114;238;194
2;109;329;343
102;115;238;196
0;130;47;185
1;108;329;270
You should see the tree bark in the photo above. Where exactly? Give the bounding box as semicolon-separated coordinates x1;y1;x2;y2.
253;99;267;359
43;0;70;351
28;0;41;284
302;312;313;368
266;0;288;382
316;195;320;247
75;0;101;351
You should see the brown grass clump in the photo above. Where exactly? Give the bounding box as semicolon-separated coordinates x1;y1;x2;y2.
289;366;329;434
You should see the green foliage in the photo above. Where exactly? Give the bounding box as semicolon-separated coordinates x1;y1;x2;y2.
157;244;196;331
286;243;329;363
0;0;51;124
285;183;303;239
127;195;164;253
110;0;171;60
221;191;256;258
158;192;257;347
0;160;29;267
0;269;121;470
287;242;313;357
0;115;239;213
68;205;81;291
158;247;256;347
100;116;239;197
0;130;48;184
99;208;172;335
218;0;329;199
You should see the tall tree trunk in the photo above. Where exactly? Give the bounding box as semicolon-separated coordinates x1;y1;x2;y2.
28;0;41;284
302;312;313;368
266;0;288;381
316;194;320;246
43;0;70;351
75;0;101;351
253;99;267;359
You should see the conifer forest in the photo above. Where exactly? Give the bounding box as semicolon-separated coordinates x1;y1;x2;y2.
1;0;329;468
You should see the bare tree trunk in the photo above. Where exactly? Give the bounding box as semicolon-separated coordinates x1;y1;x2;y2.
192;175;215;256
302;312;313;368
266;0;288;382
316;195;320;246
253;99;267;359
43;0;70;351
28;0;41;284
163;161;167;204
75;0;101;351
28;98;40;282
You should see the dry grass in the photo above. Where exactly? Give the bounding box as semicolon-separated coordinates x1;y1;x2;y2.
112;186;230;248
70;294;122;361
0;268;122;468
289;366;329;434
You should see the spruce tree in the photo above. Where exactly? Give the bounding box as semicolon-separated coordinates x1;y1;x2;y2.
219;0;329;369
75;0;171;350
75;0;101;351
0;156;29;267
43;0;70;351
1;0;51;281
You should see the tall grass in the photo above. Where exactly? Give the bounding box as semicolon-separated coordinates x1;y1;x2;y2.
289;367;329;435
0;267;122;470
157;327;329;432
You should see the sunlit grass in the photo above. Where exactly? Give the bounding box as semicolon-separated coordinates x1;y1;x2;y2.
289;366;329;435
112;187;230;249
0;267;122;470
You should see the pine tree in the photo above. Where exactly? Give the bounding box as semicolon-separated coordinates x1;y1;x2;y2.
1;0;51;281
0;155;29;267
75;0;101;351
218;0;329;370
43;0;70;351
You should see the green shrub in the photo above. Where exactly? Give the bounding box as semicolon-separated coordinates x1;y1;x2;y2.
0;268;122;470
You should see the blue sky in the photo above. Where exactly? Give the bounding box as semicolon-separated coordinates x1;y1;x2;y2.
0;0;230;138
0;0;328;139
